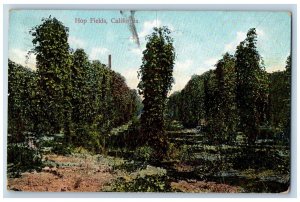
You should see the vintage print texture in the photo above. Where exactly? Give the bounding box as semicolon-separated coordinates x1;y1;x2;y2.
7;10;291;193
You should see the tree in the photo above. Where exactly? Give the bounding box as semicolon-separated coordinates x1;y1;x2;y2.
166;54;238;144
285;55;291;135
84;60;110;152
70;49;91;145
9;16;142;154
268;71;286;129
203;70;217;140
268;55;291;140
211;53;238;143
29;16;72;143
166;91;182;121
235;28;269;144
138;26;175;159
180;74;206;128
8;60;37;142
111;71;133;126
129;89;143;118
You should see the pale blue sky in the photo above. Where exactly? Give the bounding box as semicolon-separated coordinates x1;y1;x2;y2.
8;10;291;93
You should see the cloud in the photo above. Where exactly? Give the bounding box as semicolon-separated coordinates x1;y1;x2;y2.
9;48;36;70
120;67;139;90
138;19;175;40
224;31;247;53
172;59;194;93
121;59;195;93
196;67;210;76
130;47;143;57
203;57;219;68
256;29;265;37
128;19;175;59
68;36;86;49
90;47;109;60
139;20;162;39
265;57;287;73
121;59;196;94
129;19;174;44
175;59;193;72
224;29;265;54
267;65;284;72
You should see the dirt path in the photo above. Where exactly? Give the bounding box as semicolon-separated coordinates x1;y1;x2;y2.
7;153;243;193
171;180;242;193
7;154;115;192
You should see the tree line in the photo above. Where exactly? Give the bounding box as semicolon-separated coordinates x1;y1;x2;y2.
8;16;291;160
167;28;291;145
8;17;142;152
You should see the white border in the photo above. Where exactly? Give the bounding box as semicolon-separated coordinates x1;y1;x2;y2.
1;1;298;201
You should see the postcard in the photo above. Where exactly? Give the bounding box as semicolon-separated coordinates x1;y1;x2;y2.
7;10;291;193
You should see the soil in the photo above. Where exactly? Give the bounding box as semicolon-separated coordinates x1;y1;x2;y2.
171;180;243;193
7;154;114;192
7;153;243;192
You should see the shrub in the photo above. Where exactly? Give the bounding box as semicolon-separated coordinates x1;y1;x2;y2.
106;165;171;192
165;120;184;131
233;147;289;172
52;144;72;155
167;143;181;160
123;119;142;149
72;146;90;155
133;146;154;162
107;119;141;150
7;143;42;177
180;145;195;162
108;175;171;192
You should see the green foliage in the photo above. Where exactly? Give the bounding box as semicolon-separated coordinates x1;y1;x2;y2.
235;28;269;144
52;144;73;155
167;55;237;143
8;17;291;190
268;71;290;130
166;142;196;161
72;146;91;155
268;55;291;141
111;73;140;126
39;134;73;155
7;143;43;178
179;145;195;162
165;120;184;131
180;74;205;128
133;146;154;162
166;28;290;147
233;147;289;173
8;60;37;143
166;91;182;122
106;166;171;192
166;142;180;160
207;53;238;143
8;16;142;156
108;175;171;192
138;26;175;159
107;118;142;151
70;48;92;145
29;16;72;141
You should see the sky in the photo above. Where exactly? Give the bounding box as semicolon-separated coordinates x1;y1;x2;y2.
8;10;291;93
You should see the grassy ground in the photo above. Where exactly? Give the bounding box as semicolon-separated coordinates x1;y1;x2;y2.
7;122;290;193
